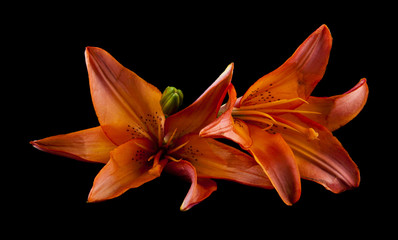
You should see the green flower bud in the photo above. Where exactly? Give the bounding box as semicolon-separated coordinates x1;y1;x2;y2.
160;86;183;116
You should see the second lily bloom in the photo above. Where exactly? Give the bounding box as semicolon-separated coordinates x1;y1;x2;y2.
201;25;368;205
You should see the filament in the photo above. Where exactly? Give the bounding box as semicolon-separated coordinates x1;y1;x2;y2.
133;141;153;152
165;128;178;148
165;155;182;162
232;109;277;123
239;97;309;110
232;108;319;140
167;140;190;154
263;109;321;115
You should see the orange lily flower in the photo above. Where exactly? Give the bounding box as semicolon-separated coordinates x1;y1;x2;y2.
31;47;272;210
200;25;369;205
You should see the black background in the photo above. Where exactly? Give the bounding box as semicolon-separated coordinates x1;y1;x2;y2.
7;3;393;237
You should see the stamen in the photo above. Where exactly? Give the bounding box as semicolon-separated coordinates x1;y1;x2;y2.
239;97;309;110
276;117;319;140
133;141;152;152
238;114;318;140
307;128;319;140
147;155;155;162
151;149;164;167
232;109;277;123
236;113;298;132
237;115;288;131
165;128;178;148
165;155;182;162
263;109;322;114
262;124;274;131
167;140;190;154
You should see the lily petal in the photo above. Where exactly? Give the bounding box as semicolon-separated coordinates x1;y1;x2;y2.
240;25;332;108
296;78;369;131
165;160;217;211
247;124;301;205
87;138;162;202
200;84;252;148
30;126;117;163
85;47;164;145
278;113;360;193
165;63;233;139
173;134;273;189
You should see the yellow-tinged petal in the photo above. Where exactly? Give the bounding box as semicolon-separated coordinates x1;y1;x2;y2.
172;134;273;189
85;47;164;145
240;25;332;108
277;113;360;193
165;63;233;139
296;78;369;131
246;124;301;205
87;138;162;202
165;160;217;211
200;84;252;148
30;126;117;164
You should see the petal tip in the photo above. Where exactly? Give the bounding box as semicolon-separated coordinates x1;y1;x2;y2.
179;203;191;211
319;24;329;31
87;186;105;203
86;194;97;203
85;46;99;54
85;46;108;64
30;139;45;151
318;24;331;36
311;24;332;47
30;140;41;151
279;183;301;206
84;46;95;58
222;62;234;77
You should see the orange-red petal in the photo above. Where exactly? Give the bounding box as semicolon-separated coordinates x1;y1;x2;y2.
247;124;301;205
85;47;164;145
240;25;332;108
30;126;117;163
165;63;233;139
200;84;252;148
165;160;217;211
278;114;360;193
172;134;273;189
87;138;161;202
296;78;368;131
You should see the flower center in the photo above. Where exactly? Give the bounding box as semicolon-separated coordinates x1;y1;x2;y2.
161;128;189;162
135;128;189;171
232;98;321;140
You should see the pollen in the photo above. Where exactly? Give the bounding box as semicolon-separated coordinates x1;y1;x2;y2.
307;128;319;140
